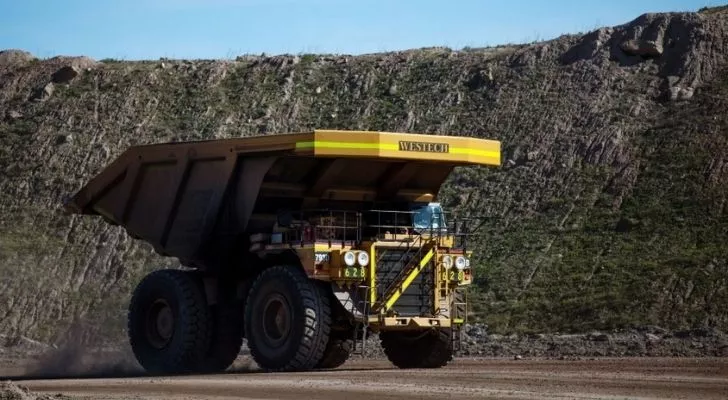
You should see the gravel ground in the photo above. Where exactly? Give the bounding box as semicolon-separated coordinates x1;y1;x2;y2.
1;325;725;399
358;325;728;359
7;358;728;400
2;324;725;381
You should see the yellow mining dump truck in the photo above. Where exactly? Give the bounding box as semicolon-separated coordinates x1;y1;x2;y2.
65;129;501;373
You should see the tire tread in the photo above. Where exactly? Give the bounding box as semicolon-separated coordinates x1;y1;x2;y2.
380;328;453;369
244;266;331;371
127;269;211;374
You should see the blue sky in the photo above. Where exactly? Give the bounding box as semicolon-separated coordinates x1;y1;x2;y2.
1;0;724;60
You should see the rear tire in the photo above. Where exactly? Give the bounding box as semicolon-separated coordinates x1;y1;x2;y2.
244;266;331;371
127;269;211;374
380;328;453;369
315;331;353;369
180;270;245;373
198;302;244;372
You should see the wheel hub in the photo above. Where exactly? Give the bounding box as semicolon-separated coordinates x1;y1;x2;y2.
146;299;174;349
262;293;291;347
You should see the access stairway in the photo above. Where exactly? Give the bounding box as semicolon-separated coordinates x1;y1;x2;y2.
371;240;436;315
349;239;437;358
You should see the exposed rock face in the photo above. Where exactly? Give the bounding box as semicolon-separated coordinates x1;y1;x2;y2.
5;110;23;120
0;8;728;348
619;39;663;57
51;66;81;84
560;27;614;64
30;83;54;102
0;50;36;68
563;11;728;100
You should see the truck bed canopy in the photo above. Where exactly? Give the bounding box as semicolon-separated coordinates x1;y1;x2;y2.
65;130;500;264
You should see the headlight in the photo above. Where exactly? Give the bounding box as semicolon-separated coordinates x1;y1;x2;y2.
465;258;471;268
442;255;453;269
357;251;369;266
343;251;356;266
455;256;467;270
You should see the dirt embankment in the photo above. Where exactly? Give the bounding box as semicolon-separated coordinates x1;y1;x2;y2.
1;6;728;349
456;324;728;358
357;324;728;359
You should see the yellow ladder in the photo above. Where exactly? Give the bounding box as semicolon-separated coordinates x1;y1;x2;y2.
373;243;436;314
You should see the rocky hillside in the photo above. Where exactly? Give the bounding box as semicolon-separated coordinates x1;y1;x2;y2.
1;7;728;347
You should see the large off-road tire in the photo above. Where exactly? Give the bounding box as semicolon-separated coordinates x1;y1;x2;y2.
315;330;354;369
198;302;244;372
244;265;331;372
380;328;453;369
314;281;354;369
181;270;245;374
127;269;211;374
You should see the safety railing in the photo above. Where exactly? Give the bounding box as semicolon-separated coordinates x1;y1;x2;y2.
272;209;362;247
269;207;490;251
362;209;448;242
372;243;435;314
362;209;488;251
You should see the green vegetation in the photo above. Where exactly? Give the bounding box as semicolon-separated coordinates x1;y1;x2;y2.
439;71;728;334
0;9;727;344
699;5;728;14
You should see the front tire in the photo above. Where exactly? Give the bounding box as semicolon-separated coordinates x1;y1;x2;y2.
244;266;331;371
127;269;211;374
380;328;453;369
315;330;353;369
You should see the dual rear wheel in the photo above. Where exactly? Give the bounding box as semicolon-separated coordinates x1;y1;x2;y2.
127;269;245;374
127;266;343;374
127;266;454;374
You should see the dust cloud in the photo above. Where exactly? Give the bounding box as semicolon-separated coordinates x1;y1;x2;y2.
20;320;143;380
23;344;142;379
17;320;257;379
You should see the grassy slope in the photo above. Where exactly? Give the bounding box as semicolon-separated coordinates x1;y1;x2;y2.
0;8;727;344
443;70;728;333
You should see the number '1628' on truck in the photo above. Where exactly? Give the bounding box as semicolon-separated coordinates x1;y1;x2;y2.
64;129;501;373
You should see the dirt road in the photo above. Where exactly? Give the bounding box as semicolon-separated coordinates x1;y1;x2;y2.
8;357;728;400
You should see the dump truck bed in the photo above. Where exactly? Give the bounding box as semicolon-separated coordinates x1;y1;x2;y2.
65;130;500;267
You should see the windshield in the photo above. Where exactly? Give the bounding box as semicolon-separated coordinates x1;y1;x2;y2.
412;202;447;232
